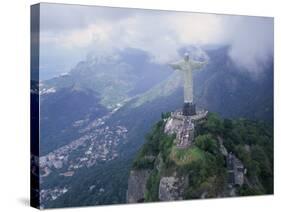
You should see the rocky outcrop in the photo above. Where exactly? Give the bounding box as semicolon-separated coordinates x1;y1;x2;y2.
164;111;208;149
127;170;151;203
164;113;185;135
164;112;193;148
227;153;246;187
218;136;246;189
158;175;188;201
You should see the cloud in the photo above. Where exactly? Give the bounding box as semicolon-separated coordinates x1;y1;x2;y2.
40;3;136;31
40;4;273;75
223;16;274;73
41;11;224;63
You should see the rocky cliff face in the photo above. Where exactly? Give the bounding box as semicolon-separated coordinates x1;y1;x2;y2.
127;170;151;203
158;175;188;201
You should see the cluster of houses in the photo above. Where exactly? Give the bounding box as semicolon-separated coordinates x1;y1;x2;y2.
39;118;128;204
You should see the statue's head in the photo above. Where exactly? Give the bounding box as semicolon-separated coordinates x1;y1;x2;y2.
184;53;190;61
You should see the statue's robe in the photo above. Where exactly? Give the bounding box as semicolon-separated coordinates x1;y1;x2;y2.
169;59;207;103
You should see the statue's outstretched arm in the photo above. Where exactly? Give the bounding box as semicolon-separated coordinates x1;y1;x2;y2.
168;60;183;70
191;60;208;70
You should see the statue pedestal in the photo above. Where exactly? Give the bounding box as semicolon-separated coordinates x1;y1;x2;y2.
183;102;196;116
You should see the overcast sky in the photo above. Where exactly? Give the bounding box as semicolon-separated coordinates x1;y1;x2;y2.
39;3;273;79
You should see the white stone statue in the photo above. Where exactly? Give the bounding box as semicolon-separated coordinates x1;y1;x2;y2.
169;53;208;104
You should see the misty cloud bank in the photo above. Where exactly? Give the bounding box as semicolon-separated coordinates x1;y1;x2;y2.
40;4;273;77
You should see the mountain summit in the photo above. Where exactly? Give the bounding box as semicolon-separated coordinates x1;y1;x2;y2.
127;111;273;202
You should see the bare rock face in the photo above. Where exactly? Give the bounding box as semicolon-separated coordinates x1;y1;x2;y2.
164;114;185;136
158;176;187;201
164;112;194;148
227;153;246;187
127;170;151;203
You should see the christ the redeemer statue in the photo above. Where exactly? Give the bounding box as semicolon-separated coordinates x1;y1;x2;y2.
169;53;207;116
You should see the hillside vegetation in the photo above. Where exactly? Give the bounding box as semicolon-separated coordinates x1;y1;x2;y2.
131;112;273;201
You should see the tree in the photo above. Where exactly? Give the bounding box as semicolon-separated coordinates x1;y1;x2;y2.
195;134;218;154
205;113;223;134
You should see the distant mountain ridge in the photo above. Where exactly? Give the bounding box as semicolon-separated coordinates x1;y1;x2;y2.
41;48;173;109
